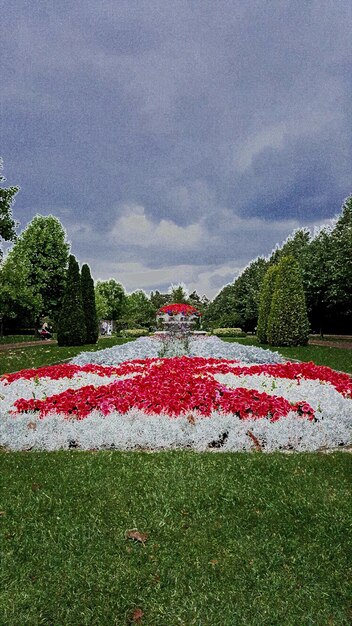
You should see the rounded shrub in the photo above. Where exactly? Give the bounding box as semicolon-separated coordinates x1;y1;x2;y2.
267;255;310;346
57;255;87;346
257;265;279;344
81;264;98;344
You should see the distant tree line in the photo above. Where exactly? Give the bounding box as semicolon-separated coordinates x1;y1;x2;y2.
203;197;352;336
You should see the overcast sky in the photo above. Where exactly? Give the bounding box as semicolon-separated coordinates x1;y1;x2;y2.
1;1;351;297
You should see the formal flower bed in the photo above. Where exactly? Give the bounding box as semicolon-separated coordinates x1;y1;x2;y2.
1;341;351;451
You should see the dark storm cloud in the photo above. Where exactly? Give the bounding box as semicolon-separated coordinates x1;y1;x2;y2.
1;0;351;295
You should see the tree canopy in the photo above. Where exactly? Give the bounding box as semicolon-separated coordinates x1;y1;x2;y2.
1;215;70;324
0;159;19;257
95;279;126;321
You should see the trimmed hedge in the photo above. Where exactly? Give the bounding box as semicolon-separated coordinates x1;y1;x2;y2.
120;329;149;337
212;328;247;337
267;255;310;346
257;265;279;344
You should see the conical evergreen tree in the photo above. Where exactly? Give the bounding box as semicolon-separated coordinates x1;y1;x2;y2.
267;256;310;346
57;255;87;346
256;264;279;343
81;263;98;344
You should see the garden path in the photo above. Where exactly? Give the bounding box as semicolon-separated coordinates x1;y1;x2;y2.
309;339;352;350
0;340;57;351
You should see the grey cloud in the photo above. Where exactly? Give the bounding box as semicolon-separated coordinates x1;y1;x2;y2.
1;0;351;295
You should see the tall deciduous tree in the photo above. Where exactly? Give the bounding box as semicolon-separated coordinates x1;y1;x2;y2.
123;290;155;329
57;255;86;346
231;258;269;332
81;264;98;344
327;196;352;327
3;215;69;324
269;228;311;267
202;283;238;330
0;254;42;335
95;280;126;321
267;256;309;346
169;284;189;304
0;159;19;258
150;290;169;312
304;227;334;336
256;265;279;343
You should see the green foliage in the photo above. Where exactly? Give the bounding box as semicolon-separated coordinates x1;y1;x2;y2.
120;328;149;337
0;158;19;257
269;228;311;266
303;227;334;336
204;198;352;336
168;283;189;303
212;328;246;337
203;258;268;332
81;264;98;344
188;290;210;317
0;253;42;330
57;255;86;346
2;215;69;323
95;280;126;321
232;258;269;332
123;290;155;329
267;256;310;346
256;265;279;343
327;196;352;321
202;284;238;329
149;290;169;311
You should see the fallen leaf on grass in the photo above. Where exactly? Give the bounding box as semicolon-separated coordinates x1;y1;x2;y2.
129;608;144;623
0;511;6;516
31;483;42;491
209;559;219;566
247;430;262;452
125;529;149;545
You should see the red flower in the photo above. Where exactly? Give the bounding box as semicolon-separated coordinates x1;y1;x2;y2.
11;356;316;422
157;303;200;316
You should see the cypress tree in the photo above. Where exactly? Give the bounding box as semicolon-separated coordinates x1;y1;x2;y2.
256;264;279;343
81;263;98;344
57;255;87;346
267;255;310;346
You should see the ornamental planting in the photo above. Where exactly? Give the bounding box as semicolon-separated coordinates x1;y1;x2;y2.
1;339;351;452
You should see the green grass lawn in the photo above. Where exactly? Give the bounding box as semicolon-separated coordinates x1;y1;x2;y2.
0;337;134;375
1;451;351;626
224;337;352;374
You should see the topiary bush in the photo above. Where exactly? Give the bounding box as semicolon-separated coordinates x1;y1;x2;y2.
212;328;247;337
257;265;279;344
81;264;98;344
57;255;87;346
267;256;310;346
120;328;149;337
